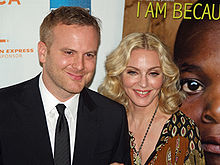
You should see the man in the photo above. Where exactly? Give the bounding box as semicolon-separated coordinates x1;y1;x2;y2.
174;0;220;164
0;7;130;165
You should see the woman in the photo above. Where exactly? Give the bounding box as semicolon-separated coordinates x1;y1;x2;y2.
99;33;205;164
174;0;220;164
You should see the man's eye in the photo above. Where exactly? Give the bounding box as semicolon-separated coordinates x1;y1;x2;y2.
64;51;73;55
180;79;205;95
85;53;95;58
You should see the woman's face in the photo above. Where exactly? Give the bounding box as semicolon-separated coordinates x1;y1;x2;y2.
177;31;220;164
121;48;163;108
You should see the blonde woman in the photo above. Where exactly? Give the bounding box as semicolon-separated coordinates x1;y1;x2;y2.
99;33;205;165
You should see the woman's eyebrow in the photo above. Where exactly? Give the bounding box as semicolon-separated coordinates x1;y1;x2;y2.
126;66;161;70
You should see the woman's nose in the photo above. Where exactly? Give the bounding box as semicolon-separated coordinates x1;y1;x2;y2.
138;75;148;88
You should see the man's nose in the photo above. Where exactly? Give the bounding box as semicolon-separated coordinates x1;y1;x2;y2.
202;91;220;124
72;54;84;71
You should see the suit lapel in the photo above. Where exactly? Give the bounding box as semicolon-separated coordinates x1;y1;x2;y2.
73;88;98;164
16;75;54;164
17;78;99;164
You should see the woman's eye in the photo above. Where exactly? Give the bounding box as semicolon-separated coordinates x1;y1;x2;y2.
180;79;205;95
127;71;137;75
149;72;159;77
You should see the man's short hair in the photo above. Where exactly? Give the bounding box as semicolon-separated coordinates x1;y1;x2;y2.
40;6;101;48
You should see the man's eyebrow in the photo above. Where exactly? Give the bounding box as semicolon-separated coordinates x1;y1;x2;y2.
180;62;211;84
60;48;76;52
180;63;202;72
180;63;200;70
86;50;97;55
60;48;97;55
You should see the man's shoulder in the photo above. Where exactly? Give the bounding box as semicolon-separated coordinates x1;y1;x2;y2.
82;88;127;128
82;88;125;110
0;75;39;98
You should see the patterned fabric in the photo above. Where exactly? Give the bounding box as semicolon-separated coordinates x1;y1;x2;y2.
130;110;205;165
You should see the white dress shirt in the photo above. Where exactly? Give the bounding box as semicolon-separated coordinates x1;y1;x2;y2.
39;74;79;163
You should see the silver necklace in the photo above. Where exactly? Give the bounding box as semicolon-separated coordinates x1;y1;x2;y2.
132;104;159;165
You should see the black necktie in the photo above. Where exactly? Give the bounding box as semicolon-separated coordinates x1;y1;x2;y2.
54;104;71;165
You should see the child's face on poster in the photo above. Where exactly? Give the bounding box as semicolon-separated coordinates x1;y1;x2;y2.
177;28;220;164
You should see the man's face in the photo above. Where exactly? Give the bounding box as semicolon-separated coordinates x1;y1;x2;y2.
38;24;99;101
176;29;220;165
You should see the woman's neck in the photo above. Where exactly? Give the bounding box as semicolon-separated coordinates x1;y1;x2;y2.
127;100;159;131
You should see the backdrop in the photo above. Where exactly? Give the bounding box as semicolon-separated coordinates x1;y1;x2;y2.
0;0;125;91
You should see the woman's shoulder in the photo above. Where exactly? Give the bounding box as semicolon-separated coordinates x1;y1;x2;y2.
150;110;205;165
173;110;195;124
165;110;199;138
161;110;203;154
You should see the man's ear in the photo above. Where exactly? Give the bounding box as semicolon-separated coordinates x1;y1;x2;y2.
38;41;47;64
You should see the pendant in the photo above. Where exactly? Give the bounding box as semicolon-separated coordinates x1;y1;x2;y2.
134;154;142;165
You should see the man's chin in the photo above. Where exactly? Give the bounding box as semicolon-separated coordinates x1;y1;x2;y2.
68;83;86;94
205;151;220;165
67;79;92;94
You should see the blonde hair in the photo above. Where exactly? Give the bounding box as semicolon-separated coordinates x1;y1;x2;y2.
98;32;185;114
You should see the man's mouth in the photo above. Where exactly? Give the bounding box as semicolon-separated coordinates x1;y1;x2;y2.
67;72;84;81
202;136;220;154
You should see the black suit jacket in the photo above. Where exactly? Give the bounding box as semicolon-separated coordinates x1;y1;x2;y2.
0;75;130;165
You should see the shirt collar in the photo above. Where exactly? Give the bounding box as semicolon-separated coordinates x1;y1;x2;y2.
39;73;79;119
